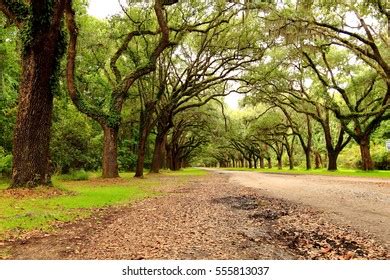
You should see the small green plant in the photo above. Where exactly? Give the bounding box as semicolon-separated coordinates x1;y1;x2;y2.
0;154;12;177
56;169;89;181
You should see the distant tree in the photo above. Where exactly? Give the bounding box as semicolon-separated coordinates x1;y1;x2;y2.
166;109;211;170
146;7;264;174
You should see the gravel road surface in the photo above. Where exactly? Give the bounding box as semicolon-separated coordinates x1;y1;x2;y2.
216;170;390;246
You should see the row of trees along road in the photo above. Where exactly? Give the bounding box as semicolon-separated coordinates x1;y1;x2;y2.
0;0;389;188
219;0;389;171
0;0;264;187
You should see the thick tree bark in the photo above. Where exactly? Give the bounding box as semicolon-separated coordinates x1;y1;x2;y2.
358;136;374;171
305;149;312;170
161;133;168;169
134;103;155;178
267;158;272;169
150;128;167;173
277;156;282;170
102;125;119;178
10;0;67;188
322;118;350;171
297;117;312;170
284;136;295;170
65;0;176;179
259;157;265;169
11;57;55;187
165;142;172;170
171;155;181;171
314;152;322;169
288;153;294;170
327;151;339;171
253;156;258;169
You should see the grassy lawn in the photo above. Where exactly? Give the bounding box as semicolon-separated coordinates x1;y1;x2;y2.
221;167;390;178
0;168;205;240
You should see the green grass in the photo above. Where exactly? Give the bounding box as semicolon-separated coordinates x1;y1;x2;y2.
221;167;390;178
0;177;157;240
0;177;8;190
0;168;206;240
56;169;89;181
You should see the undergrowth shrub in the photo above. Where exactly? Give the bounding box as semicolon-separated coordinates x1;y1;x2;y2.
57;169;89;181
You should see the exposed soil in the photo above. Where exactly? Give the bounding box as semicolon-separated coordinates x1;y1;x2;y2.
0;171;388;260
221;170;390;247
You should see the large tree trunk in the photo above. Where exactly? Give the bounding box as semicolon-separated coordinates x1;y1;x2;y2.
321;118;350;172
327;151;338;171
102;125;119;178
259;157;265;169
267;158;272;169
171;155;181;171
253;156;258;169
288;154;294;170
161;133;168;169
305;115;312;170
11;2;66;187
286;150;294;170
314;152;322;169
11;59;55;187
150;129;167;173
305;149;312;170
165;142;172;170
134;102;156;178
358;136;374;171
277;156;282;170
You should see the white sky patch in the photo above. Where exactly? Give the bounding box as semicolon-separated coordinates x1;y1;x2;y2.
88;0;126;19
225;92;242;110
263;55;272;64
304;78;313;88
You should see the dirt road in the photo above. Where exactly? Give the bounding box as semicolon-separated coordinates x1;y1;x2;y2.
216;170;390;246
1;171;389;260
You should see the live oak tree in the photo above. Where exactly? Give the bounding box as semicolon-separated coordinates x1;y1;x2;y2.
281;0;390;170
247;110;293;170
66;0;177;178
242;47;352;171
165;109;211;170
243;92;314;169
2;0;389;181
145;5;264;175
197;114;245;169
1;0;68;187
131;0;241;177
275;106;313;170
